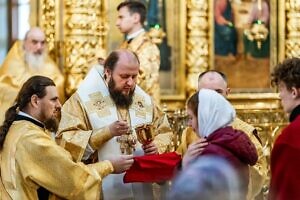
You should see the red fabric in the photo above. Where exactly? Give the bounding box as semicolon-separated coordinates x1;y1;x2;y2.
123;152;182;183
269;115;300;200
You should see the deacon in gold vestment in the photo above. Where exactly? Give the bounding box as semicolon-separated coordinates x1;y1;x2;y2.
0;76;133;200
57;50;172;200
117;1;161;104
177;70;268;200
0;27;65;124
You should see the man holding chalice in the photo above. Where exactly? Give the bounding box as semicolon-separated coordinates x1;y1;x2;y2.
58;49;176;200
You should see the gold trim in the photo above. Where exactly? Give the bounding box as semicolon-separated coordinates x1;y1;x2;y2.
270;0;278;68
278;0;285;62
161;0;187;101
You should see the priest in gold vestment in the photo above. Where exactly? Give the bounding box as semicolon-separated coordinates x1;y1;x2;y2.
0;76;133;200
57;49;173;200
177;70;268;200
117;1;161;104
0;27;65;124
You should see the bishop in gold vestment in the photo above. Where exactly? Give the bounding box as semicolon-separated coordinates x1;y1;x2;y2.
57;49;172;200
0;28;65;124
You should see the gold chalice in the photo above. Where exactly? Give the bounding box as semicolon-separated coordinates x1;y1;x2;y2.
135;124;154;145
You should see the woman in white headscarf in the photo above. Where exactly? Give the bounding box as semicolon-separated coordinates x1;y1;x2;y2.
182;89;258;199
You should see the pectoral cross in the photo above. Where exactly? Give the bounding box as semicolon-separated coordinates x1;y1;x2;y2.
116;108;137;154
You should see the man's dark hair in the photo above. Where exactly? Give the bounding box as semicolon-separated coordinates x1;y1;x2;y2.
117;1;147;24
104;51;120;72
271;57;300;90
0;76;55;149
198;70;228;83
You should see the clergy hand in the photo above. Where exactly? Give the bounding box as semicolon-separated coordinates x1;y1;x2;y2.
182;138;208;168
109;120;130;137
142;142;158;155
110;155;134;174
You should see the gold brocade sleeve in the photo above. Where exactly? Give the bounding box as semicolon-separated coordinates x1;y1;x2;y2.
17;127;113;200
88;160;114;179
152;105;173;154
89;127;112;150
57;93;112;162
232;117;268;200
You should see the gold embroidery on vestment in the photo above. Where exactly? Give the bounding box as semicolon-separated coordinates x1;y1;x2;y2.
85;92;112;117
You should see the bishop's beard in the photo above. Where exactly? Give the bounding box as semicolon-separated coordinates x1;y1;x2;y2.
108;77;135;109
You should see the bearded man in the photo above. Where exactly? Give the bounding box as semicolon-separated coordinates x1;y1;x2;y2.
0;76;133;200
57;49;173;200
0;27;65;124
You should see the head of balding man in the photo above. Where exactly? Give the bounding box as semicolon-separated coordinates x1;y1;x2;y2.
198;71;230;97
104;49;140;108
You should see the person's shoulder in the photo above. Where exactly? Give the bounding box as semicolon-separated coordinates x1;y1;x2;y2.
232;117;255;136
0;41;24;70
287;115;300;130
278;116;300;143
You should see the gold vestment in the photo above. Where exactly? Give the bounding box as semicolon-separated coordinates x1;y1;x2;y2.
57;93;173;161
56;67;173;199
176;117;268;200
120;31;161;104
0;119;113;200
0;41;65;123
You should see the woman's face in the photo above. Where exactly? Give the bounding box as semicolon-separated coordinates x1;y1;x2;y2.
187;107;198;133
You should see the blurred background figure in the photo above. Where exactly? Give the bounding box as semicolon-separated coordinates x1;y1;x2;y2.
168;155;242;200
116;1;161;104
214;0;237;57
0;27;65;124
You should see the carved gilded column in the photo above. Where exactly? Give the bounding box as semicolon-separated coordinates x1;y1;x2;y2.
186;0;210;95
285;0;300;58
39;0;57;61
63;0;107;96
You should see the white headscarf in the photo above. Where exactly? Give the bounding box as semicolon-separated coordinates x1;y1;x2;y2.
198;89;236;137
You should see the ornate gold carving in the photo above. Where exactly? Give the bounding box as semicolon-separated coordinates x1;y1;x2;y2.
63;0;107;96
39;0;57;61
285;0;300;58
186;0;210;95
